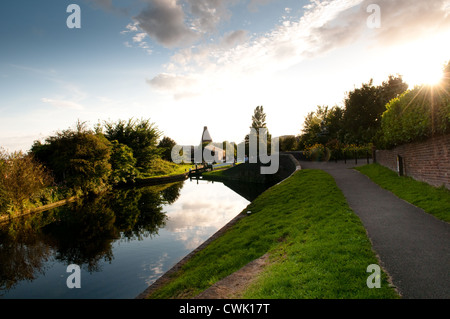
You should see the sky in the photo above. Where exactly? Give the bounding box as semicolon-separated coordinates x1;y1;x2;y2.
1;0;449;152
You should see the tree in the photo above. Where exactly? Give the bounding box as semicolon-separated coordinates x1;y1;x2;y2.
103;118;161;172
298;105;344;148
245;106;271;158
279;135;299;152
251;105;267;129
342;75;408;144
109;141;139;185
31;121;112;195
158;136;177;162
0;149;53;211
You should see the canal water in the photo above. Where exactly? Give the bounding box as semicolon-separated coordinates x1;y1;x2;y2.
0;178;270;299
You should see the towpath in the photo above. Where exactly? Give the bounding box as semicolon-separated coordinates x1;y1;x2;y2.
300;160;450;299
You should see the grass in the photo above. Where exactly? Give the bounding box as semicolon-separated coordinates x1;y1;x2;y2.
355;164;450;223
147;169;399;299
139;159;194;178
202;169;227;178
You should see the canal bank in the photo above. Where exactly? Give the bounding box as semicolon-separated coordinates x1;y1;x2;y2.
0;171;191;224
136;154;302;299
139;167;399;299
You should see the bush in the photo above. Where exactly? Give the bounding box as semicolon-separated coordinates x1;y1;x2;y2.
380;62;450;149
304;144;331;161
103;118;162;172
31;122;112;195
0;149;53;214
109;140;139;185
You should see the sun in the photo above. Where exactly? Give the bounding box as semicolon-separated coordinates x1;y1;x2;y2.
379;30;449;88
405;64;444;87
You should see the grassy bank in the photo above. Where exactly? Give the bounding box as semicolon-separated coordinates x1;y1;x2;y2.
139;160;193;178
147;169;399;299
356;164;450;223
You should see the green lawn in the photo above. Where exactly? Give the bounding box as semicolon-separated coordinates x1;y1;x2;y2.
356;164;450;223
147;169;399;299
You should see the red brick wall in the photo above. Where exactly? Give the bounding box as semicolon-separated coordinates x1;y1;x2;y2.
375;134;450;190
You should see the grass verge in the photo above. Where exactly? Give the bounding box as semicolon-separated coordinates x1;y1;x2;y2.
147;169;399;299
140;159;193;178
355;164;450;223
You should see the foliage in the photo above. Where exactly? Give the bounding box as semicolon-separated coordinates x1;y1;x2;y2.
109;140;139;185
380;79;450;148
299;76;408;148
303;143;331;162
0;149;53;213
299;105;343;148
342;75;408;145
31;121;112;195
158;136;177;162
279;135;299;152
251;105;267;129
103;118;162;172
303;142;372;162
244;106;272;157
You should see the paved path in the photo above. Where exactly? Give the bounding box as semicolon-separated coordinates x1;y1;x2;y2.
299;160;450;299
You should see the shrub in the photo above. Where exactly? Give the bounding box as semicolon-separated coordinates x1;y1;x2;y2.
380;62;450;149
304;144;331;161
103;118;162;172
31;122;112;195
0;149;53;213
109;140;139;185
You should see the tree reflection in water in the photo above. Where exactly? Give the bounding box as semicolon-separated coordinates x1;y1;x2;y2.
0;181;183;295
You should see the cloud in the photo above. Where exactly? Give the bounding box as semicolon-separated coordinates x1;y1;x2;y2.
185;0;234;33
121;24;152;54
147;73;200;99
132;0;240;48
121;22;139;34
41;98;84;110
221;30;248;48
132;32;147;43
370;0;450;45
134;0;198;48
144;0;450;100
307;0;450;55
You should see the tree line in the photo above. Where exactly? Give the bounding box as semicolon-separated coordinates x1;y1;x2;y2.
279;60;450;159
0;118;178;215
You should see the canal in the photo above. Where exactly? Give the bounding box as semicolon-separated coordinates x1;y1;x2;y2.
0;178;270;299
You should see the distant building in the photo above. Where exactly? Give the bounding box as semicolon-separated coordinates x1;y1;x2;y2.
201;126;212;144
199;126;225;163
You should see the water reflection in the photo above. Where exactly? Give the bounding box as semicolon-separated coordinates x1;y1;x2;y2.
0;179;269;298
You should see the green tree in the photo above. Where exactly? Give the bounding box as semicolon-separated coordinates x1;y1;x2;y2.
342;75;408;144
245;106;271;158
299;105;344;148
109;141;139;185
158;136;177;162
279;136;299;152
31;121;112;195
103;118;162;172
251;105;267;129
